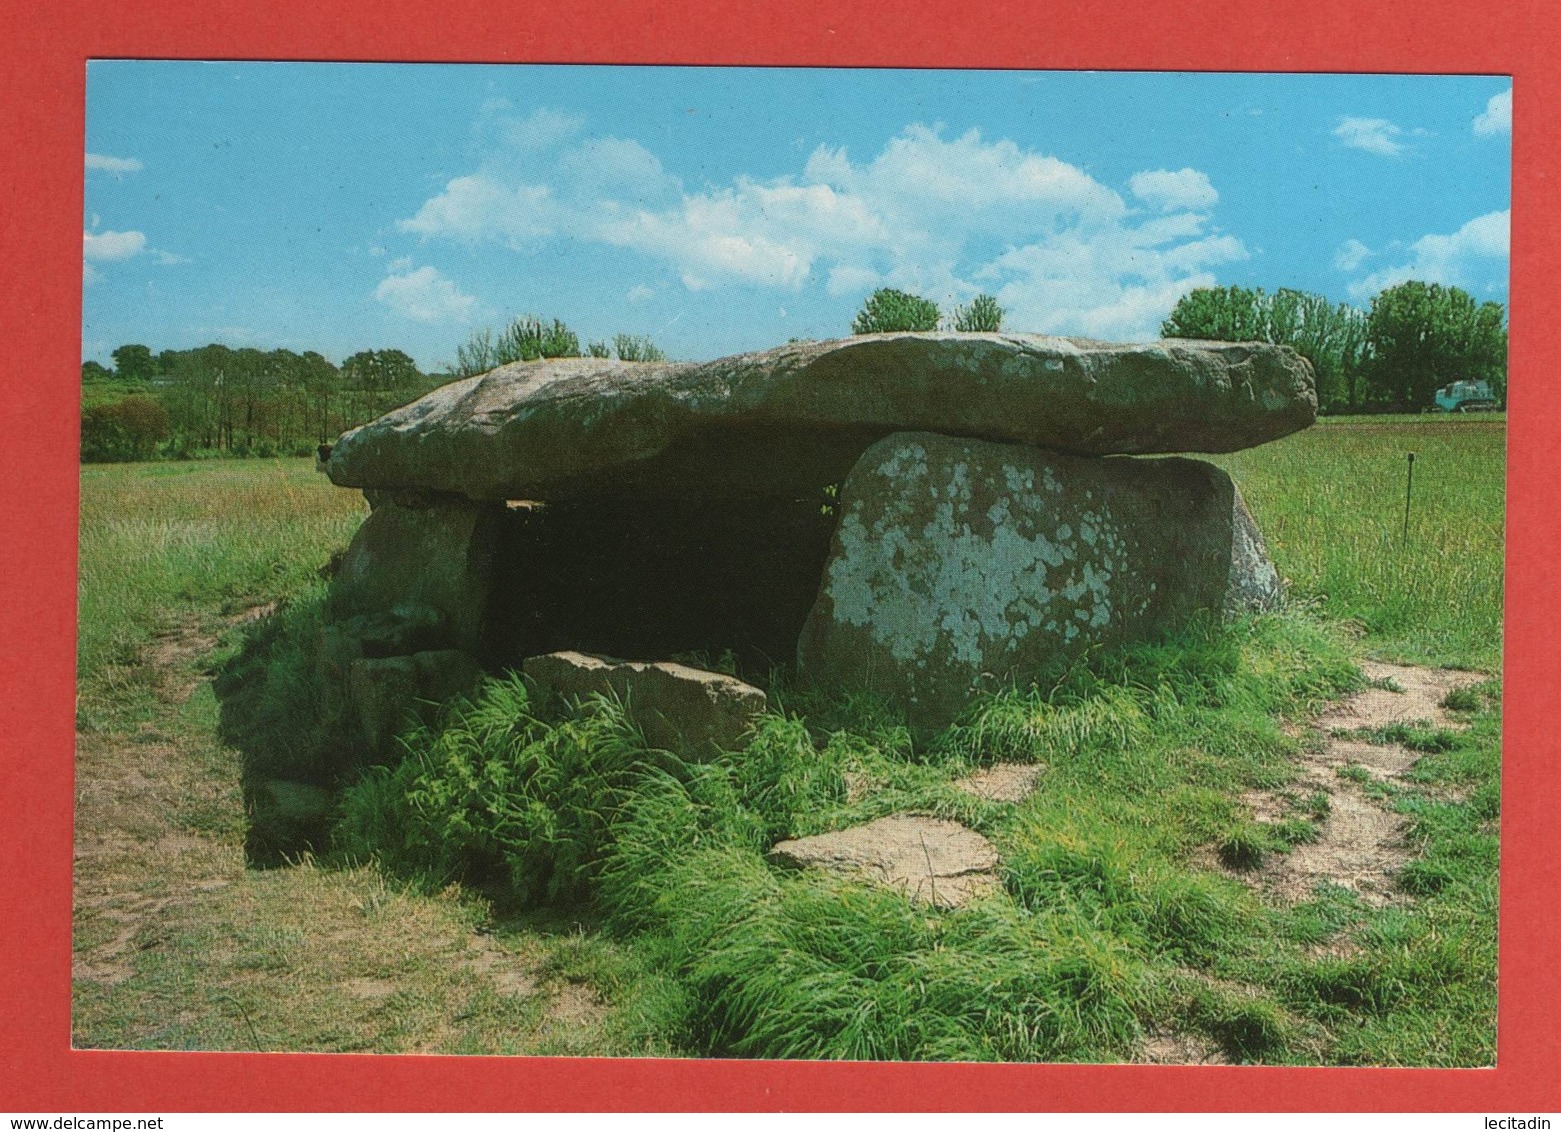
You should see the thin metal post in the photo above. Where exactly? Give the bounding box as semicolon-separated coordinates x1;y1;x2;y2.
1403;452;1416;542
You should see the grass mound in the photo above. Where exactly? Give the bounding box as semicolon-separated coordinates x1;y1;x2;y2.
328;610;1481;1063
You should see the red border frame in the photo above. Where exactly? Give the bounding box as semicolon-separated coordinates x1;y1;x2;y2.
3;0;1557;1112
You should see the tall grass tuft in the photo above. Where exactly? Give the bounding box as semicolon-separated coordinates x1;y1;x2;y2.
336;677;696;904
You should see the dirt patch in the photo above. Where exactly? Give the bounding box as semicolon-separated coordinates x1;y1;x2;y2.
72;824;240;989
954;762;1044;803
461;934;541;998
140;602;279;705
343;977;399;1000
1316;661;1482;732
1135;1029;1230;1066
1262;786;1406;905
546;981;607;1027
768;815;1001;908
1224;662;1486;907
74;607;277;1005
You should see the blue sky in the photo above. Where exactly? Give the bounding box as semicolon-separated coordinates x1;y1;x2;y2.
82;64;1511;370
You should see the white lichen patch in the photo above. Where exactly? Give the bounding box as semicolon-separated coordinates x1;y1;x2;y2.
825;442;1125;670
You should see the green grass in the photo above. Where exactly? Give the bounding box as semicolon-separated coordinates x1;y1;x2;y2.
77;459;365;731
75;412;1504;1063
1212;414;1505;670
332;609;1496;1063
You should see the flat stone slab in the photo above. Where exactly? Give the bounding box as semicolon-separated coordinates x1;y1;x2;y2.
522;650;767;755
954;763;1045;803
798;432;1282;735
325;333;1317;502
767;815;1001;908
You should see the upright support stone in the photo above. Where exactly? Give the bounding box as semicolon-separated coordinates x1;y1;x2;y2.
1224;484;1283;616
329;493;502;654
797;432;1282;735
349;649;486;755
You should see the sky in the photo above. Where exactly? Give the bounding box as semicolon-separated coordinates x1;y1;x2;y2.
82;64;1512;371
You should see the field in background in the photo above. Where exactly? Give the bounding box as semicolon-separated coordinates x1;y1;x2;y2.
1214;414;1505;672
73;415;1506;1060
77;460;365;723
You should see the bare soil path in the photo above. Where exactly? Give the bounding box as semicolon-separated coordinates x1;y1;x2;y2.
1244;661;1485;905
72;608;623;1054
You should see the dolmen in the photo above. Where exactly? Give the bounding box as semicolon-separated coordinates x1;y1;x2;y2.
322;332;1315;742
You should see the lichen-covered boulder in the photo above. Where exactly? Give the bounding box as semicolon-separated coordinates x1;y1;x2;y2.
325;334;1316;502
797;432;1282;735
521;650;768;756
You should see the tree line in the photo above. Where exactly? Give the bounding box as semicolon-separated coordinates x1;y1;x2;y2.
82;279;1504;463
81;343;438;462
1161;280;1507;414
80;314;675;463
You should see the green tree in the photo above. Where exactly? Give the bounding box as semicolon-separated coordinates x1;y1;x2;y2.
297;351;341;443
111;343;155;383
613;334;666;362
111;394;170;458
1163;285;1372;413
951;293;1004;333
80;394;169;461
80;403;130;462
343;348;425;423
1160;285;1271;341
343;349;422;392
1366;282;1507;410
1268;289;1372;412
852;288;941;334
81;360;114;384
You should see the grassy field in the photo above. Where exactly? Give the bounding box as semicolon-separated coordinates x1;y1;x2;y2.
73;415;1505;1062
1213;414;1505;671
76;460;367;733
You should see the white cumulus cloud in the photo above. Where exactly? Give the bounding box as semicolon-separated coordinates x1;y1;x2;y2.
978;223;1248;340
1474;88;1511;136
1129;168;1218;212
399;176;557;247
83;228;147;261
480;104;587;153
1334;117;1408;157
1333;238;1372;273
595;177;889;290
805;125;1125;227
85;153;143;175
374;264;478;323
1347;210;1509;298
398;118;1247;339
558;137;679;202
